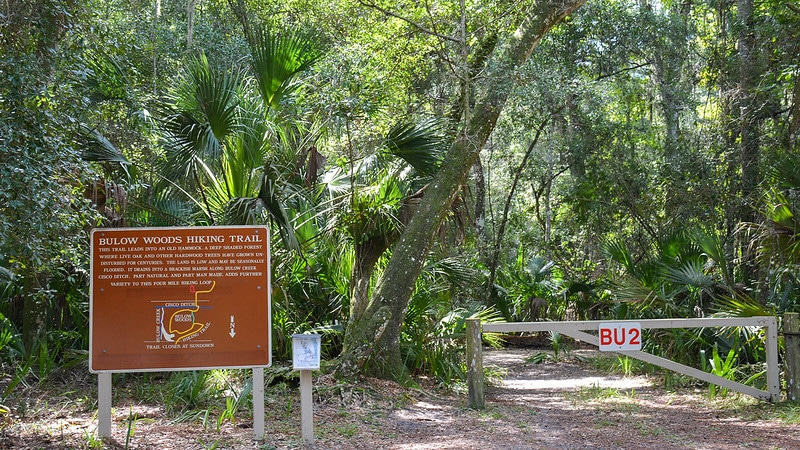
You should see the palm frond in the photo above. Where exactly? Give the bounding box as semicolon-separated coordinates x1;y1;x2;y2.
743;189;800;269
610;275;656;304
693;229;733;287
382;119;446;177
601;238;636;275
159;111;220;182
80;47;130;103
219;196;265;225
527;256;554;281
422;256;482;290
319;167;351;198
258;173;300;252
765;149;800;191
763;190;800;234
183;53;242;142
158;54;242;182
247;25;323;109
127;196;195;227
78;124;131;177
712;294;774;318
664;259;714;290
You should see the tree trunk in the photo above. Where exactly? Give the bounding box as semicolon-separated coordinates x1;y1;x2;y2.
643;0;692;217
715;2;741;261
187;0;196;50
152;0;162;95
473;158;486;239
737;0;761;287
21;275;47;352
791;64;800;145
336;0;588;380
348;236;391;327
485;120;549;319
737;0;759;223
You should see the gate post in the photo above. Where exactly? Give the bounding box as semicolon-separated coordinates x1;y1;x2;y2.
466;318;484;409
785;313;800;401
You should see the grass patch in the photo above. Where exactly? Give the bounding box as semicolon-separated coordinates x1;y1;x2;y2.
773;402;800;424
588;355;659;377
707;397;800;425
568;384;625;402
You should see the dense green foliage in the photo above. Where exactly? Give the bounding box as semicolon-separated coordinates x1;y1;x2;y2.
1;0;799;397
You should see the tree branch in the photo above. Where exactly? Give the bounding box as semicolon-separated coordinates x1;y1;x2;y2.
357;0;461;44
595;62;651;81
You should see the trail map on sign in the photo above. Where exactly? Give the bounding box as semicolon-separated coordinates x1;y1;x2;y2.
158;282;215;344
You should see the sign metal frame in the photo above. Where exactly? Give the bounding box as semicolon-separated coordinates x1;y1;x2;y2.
89;225;271;373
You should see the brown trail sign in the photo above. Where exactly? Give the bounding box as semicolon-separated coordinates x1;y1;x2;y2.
90;226;271;372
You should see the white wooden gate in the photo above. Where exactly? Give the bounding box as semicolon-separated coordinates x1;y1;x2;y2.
465;317;780;408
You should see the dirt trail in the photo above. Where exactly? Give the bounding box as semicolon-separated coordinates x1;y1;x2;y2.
4;347;800;449
308;347;800;449
477;348;800;450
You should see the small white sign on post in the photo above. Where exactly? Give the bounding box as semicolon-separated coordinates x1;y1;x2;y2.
292;334;321;444
598;322;642;351
292;334;322;370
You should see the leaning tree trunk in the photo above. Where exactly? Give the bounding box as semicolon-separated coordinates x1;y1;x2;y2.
336;0;588;381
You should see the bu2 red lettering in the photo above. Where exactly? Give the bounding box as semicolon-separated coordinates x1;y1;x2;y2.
598;323;642;351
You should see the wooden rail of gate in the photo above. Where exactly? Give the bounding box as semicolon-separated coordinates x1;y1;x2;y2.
466;317;780;409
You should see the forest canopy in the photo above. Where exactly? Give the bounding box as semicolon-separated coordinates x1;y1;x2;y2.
1;0;799;383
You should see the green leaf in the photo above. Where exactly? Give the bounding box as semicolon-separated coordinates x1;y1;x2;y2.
247;25;323;109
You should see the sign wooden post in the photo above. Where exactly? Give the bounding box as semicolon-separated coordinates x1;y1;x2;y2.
90;226;271;439
785;313;800;401
466;319;484;409
97;372;112;437
253;367;265;440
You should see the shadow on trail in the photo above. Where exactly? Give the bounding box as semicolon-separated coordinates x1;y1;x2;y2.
480;347;800;450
